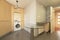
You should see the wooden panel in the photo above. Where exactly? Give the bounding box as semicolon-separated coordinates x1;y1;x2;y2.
0;21;11;37
0;0;11;37
0;0;11;20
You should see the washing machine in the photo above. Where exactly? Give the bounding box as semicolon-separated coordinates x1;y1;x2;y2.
14;20;21;31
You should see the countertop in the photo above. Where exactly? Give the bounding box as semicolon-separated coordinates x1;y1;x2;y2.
25;26;44;29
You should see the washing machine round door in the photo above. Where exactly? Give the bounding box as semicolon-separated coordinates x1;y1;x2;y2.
15;24;20;28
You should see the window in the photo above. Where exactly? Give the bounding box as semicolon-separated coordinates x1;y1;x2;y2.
58;22;60;24
58;16;60;18
57;13;60;24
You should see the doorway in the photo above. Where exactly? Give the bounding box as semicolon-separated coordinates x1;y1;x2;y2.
54;8;60;31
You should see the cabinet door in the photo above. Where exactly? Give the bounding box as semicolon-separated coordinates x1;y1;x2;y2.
34;29;38;37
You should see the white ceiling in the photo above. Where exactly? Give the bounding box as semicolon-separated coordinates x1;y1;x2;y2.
38;0;60;7
6;0;33;8
6;0;60;8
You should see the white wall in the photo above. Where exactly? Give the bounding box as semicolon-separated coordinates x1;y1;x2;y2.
24;0;36;33
36;2;46;23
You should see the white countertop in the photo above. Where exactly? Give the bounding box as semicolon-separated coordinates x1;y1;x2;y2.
25;26;44;29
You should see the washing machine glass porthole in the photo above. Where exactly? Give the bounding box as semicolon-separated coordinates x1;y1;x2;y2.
15;24;20;28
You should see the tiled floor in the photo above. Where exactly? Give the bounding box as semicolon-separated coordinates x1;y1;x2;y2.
0;29;31;40
0;29;60;40
34;33;58;40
